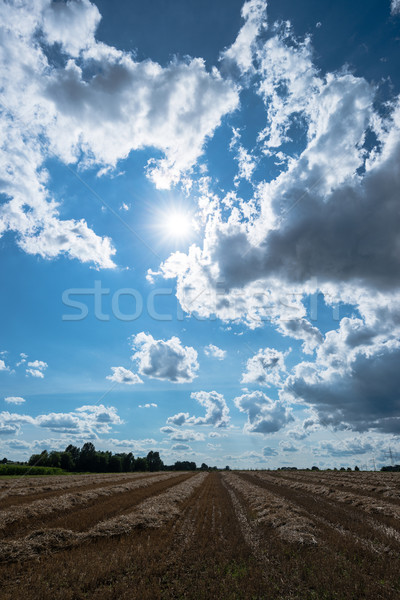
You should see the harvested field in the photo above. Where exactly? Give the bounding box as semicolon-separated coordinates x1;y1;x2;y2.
1;471;400;599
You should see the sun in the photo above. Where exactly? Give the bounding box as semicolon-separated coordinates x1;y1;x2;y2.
163;210;193;239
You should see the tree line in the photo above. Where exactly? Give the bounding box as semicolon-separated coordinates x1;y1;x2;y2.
27;443;219;473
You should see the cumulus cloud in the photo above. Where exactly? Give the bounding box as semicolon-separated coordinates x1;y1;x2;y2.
107;438;157;451
234;391;293;434
138;403;158;408
277;319;323;354
0;404;123;436
27;360;47;370
106;366;143;385
160;426;205;442
0;0;238;268
26;360;48;378
166;391;230;428
189;391;230;427
0;360;9;372
167;412;190;426
152;10;400;441
221;0;267;74
41;0;101;57
286;343;400;434
171;443;191;451
4;397;25;405
204;344;226;360
131;333;199;383
0;424;19;435
157;19;400;326
241;347;286;387
279;441;299;453
283;316;400;434
263;446;278;457
230;128;257;183
26;369;44;378
391;0;400;15
318;438;374;457
6;439;31;450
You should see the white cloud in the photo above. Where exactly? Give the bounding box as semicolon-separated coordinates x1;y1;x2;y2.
138;403;158;408
158;21;400;338
106;366;143;385
26;359;47;379
167;412;190;426
0;404;123;436
234;390;293;434
391;0;400;15
0;0;238;269
241;347;286;387
256;24;321;149
27;360;47;370
4;397;25;405
204;344;226;360
230;128;257;183
282;312;400;435
5;439;31;450
221;0;267;74
166;391;230;428
0;360;9;372
160;426;205;442
279;440;299;453
189;391;230;427
263;446;278;457
318;438;374;457
171;443;191;451
131;332;199;383
41;0;101;57
107;437;157;451
0;424;19;436
277;319;323;354
26;369;45;379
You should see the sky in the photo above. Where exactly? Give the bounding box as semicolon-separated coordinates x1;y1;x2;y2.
0;0;400;470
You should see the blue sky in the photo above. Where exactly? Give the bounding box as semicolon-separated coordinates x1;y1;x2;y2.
1;0;400;469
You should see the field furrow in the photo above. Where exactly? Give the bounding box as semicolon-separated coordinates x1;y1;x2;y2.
268;470;400;504
0;472;184;537
0;472;203;563
254;471;400;521
0;472;160;509
0;470;399;599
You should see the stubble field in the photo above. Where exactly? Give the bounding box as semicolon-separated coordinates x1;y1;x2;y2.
1;470;400;599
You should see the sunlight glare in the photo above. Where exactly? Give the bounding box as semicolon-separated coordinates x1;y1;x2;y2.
164;211;192;239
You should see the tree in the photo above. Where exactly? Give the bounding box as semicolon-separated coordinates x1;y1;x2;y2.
60;451;74;471
122;452;134;472
201;463;209;471
109;455;122;472
135;457;148;471
79;442;96;471
147;451;164;472
65;445;80;469
354;465;360;471
48;451;61;469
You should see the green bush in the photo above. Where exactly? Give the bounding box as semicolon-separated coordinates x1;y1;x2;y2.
0;464;65;476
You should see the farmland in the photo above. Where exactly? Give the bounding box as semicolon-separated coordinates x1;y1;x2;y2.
1;470;400;599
